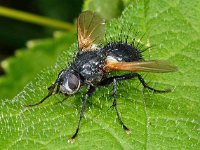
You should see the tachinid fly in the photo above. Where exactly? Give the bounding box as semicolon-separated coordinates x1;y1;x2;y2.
25;11;177;143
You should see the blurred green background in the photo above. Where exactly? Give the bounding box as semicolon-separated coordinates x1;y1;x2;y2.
0;0;83;72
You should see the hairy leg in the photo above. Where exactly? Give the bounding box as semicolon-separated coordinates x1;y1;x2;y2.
69;85;96;143
113;78;130;133
24;83;58;107
98;73;171;133
98;74;137;133
99;73;171;93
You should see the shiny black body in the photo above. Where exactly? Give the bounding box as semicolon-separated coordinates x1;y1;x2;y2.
25;11;175;143
68;42;142;86
26;42;171;142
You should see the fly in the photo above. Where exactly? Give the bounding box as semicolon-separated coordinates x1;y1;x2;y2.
25;11;177;143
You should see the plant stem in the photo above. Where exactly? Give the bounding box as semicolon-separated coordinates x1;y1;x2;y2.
0;6;74;31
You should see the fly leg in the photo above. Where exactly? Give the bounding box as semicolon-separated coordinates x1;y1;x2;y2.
98;74;137;86
112;78;130;134
69;85;95;143
24;83;58;107
136;73;171;93
99;73;171;93
99;74;138;133
98;73;171;133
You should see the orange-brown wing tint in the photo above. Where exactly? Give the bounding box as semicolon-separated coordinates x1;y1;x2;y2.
77;11;105;51
104;60;177;73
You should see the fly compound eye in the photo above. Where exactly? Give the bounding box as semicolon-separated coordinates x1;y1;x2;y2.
61;73;81;95
68;73;80;91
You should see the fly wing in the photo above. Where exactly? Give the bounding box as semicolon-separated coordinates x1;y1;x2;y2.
77;11;105;51
104;60;177;73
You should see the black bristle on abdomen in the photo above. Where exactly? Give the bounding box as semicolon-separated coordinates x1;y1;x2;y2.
101;42;143;62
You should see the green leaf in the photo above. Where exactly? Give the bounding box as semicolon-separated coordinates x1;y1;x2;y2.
1;1;199;149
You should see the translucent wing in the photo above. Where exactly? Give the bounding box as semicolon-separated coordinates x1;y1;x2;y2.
104;60;177;73
77;11;105;51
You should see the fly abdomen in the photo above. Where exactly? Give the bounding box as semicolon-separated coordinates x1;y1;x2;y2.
102;42;143;62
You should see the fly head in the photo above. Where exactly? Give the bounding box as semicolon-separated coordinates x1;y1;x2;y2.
56;69;82;96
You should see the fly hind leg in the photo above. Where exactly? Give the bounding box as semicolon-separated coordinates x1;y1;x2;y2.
98;73;172;134
136;73;172;93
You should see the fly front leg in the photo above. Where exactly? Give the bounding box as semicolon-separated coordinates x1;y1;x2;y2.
24;83;58;108
69;85;96;143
